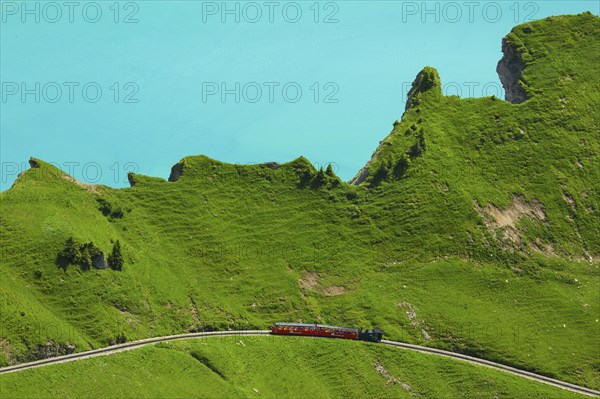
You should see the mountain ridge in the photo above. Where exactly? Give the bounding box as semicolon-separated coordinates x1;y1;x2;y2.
1;12;599;391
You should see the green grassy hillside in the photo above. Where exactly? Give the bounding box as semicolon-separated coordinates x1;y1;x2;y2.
0;337;589;398
1;12;599;393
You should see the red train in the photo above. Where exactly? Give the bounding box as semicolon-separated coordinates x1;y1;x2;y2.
270;322;384;342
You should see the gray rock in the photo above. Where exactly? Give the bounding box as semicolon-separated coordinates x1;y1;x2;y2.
349;166;369;186
92;252;108;269
497;38;529;104
262;162;281;170
169;162;184;182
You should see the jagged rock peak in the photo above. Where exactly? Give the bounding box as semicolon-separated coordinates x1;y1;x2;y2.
29;157;41;168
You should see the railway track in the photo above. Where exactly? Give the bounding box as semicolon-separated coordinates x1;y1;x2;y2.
380;340;600;398
1;331;598;397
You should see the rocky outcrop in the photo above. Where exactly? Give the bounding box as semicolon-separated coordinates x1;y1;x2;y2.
28;158;40;168
127;172;137;187
349;166;369;185
168;162;184;182
262;162;281;170
92;252;108;269
497;38;528;104
29;341;75;361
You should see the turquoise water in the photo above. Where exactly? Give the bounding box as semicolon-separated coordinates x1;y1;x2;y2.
1;1;597;189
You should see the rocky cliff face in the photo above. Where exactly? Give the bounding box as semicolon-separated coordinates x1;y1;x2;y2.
349;166;369;185
497;38;528;104
168;162;184;182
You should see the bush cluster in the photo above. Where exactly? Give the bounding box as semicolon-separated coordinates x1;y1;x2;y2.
61;237;124;271
296;163;341;190
96;198;124;219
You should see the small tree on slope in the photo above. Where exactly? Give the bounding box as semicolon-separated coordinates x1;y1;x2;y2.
108;240;124;271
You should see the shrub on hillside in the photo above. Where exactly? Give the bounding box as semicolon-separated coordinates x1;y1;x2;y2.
108;240;124;271
311;167;327;189
80;242;102;271
62;237;81;264
346;189;358;201
96;198;124;219
325;164;335;177
393;154;411;178
370;159;392;186
409;130;426;157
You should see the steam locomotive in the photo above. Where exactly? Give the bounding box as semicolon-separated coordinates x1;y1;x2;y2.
270;322;384;342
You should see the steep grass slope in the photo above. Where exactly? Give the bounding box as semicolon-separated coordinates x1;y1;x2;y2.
1;12;599;391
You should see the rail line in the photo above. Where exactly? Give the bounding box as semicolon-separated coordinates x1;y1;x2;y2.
380;340;600;397
1;331;598;397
